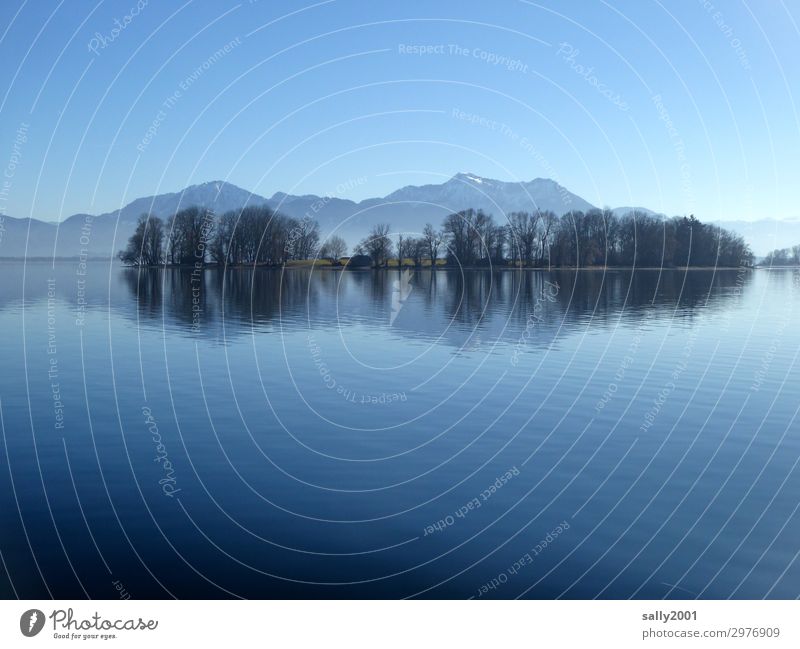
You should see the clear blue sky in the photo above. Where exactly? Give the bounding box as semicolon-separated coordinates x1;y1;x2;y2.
0;0;797;221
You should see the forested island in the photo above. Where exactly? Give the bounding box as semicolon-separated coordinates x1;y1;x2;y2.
119;205;754;269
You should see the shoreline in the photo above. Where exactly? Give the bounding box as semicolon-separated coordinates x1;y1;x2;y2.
1;258;776;271
123;263;757;271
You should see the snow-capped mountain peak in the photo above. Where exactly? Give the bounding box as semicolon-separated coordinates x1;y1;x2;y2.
452;172;490;185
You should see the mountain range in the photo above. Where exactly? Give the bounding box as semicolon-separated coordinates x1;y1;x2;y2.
0;174;796;258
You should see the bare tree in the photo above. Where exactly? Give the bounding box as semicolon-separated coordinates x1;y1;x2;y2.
319;235;348;264
423;223;443;268
396;233;412;267
410;237;426;267
119;213;164;266
471;210;496;263
289;218;320;260
539;210;557;265
490;224;506;262
358;223;393;267
508;211;540;266
442;210;478;265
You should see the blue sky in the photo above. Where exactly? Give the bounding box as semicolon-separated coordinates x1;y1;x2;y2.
0;0;797;221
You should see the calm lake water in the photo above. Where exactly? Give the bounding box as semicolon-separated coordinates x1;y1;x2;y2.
1;261;799;599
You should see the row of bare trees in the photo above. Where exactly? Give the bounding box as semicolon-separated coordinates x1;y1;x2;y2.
545;211;753;267
763;245;800;266
354;223;445;268
211;206;320;265
121;205;753;269
353;209;752;268
120;206;323;266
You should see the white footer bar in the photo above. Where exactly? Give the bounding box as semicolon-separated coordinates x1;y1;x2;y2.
1;600;796;647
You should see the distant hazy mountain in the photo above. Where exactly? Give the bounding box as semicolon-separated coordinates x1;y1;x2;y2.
0;175;793;258
0;181;270;258
611;206;662;218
